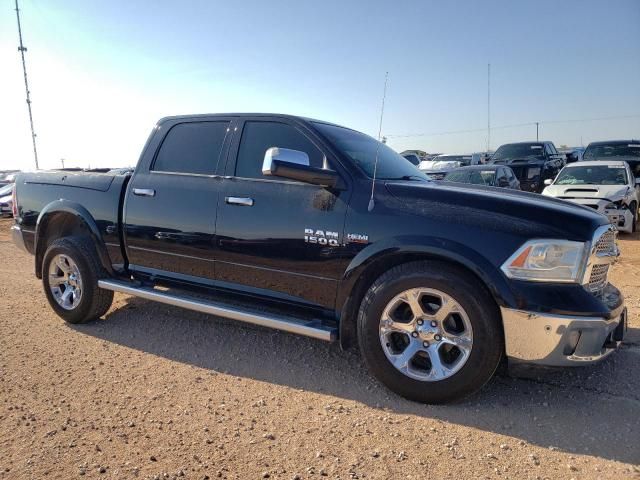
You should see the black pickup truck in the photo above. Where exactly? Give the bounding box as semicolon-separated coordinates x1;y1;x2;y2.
490;141;565;193
11;114;626;403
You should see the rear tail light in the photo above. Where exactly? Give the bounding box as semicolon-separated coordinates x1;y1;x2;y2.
11;184;17;217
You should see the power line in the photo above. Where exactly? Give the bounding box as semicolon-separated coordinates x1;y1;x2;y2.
386;114;640;140
487;63;490;152
15;0;39;170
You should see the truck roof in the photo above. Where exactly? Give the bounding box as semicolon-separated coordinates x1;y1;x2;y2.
587;139;639;146
157;113;347;129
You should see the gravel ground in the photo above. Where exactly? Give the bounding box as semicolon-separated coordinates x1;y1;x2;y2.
0;217;639;479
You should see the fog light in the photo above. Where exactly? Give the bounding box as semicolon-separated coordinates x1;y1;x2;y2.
563;330;581;355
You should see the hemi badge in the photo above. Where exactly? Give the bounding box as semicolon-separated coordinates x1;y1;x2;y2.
347;233;369;244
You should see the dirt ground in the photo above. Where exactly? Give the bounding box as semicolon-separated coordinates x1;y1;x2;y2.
0;217;638;480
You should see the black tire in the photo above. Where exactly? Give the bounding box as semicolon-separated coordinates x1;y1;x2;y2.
42;236;114;324
631;202;637;233
357;261;503;404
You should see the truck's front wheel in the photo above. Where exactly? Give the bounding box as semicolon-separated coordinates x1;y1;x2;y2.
357;261;503;404
42;236;114;324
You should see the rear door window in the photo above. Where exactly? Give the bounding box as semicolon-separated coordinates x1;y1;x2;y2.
235;121;325;179
153;122;230;175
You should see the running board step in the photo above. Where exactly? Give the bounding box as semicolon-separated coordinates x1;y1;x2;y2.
98;279;337;342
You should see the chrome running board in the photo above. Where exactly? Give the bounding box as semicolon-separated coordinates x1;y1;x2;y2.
98;279;337;342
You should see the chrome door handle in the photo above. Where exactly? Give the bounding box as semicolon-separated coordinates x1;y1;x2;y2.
225;196;254;207
133;188;155;197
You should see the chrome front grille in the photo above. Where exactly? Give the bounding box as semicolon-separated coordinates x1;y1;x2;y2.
583;226;618;294
594;229;616;256
587;264;610;292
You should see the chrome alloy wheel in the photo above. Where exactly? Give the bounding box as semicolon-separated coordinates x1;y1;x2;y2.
379;288;473;381
48;254;83;310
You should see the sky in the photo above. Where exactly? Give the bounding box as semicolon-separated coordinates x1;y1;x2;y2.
1;0;639;171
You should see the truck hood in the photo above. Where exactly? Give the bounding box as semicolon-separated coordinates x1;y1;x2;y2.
418;160;461;171
491;157;545;166
542;184;630;202
384;180;605;241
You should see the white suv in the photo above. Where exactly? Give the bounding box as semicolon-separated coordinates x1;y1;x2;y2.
542;160;640;233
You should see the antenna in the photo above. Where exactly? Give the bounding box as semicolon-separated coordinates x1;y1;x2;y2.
487;63;491;153
15;0;39;170
368;71;389;212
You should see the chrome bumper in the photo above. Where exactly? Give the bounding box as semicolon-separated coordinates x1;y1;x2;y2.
501;306;626;366
11;225;28;253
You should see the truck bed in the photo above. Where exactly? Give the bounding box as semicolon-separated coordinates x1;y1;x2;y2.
14;170;131;269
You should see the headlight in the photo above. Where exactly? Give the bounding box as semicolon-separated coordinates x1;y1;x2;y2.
604;200;624;210
501;240;588;282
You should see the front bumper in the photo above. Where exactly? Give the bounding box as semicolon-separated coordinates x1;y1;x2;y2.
603;207;634;233
502;306;626;366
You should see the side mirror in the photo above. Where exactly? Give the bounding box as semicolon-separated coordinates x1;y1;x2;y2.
544;178;553;186
262;147;341;189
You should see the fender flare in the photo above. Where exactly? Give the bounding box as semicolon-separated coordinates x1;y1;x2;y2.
34;200;114;278
336;235;514;349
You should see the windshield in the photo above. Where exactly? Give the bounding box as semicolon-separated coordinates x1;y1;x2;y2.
583;143;640;160
444;170;468;182
0;184;13;196
313;123;429;181
555;165;628;185
468;170;497;186
492;143;545;161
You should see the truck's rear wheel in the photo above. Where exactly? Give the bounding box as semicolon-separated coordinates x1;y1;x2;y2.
42;236;114;324
357;261;503;404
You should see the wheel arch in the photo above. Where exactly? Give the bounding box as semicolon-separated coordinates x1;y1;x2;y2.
337;238;513;350
34;200;113;279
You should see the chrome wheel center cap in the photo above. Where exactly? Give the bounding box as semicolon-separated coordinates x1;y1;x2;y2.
417;323;438;340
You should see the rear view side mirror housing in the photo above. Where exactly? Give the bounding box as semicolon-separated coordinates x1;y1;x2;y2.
544;178;553;186
263;147;342;189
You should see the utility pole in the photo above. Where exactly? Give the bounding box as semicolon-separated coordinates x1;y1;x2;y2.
487;63;491;153
15;0;39;170
536;122;539;141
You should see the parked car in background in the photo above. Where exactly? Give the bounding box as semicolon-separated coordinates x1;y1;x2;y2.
0;170;20;186
418;154;476;180
542;160;639;233
444;165;520;189
400;151;422;166
583;140;640;176
490;142;564;193
563;147;585;164
108;167;135;175
0;184;14;217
